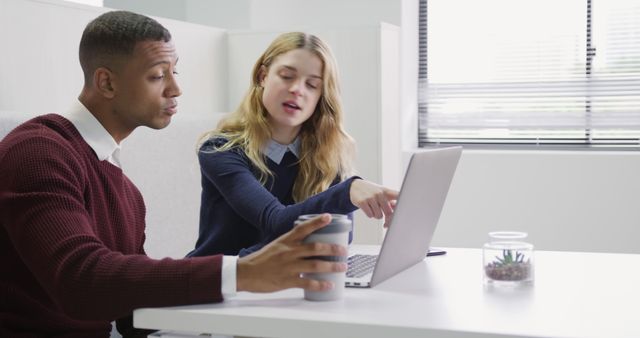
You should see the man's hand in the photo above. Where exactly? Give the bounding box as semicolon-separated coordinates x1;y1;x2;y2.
349;179;399;228
236;214;348;293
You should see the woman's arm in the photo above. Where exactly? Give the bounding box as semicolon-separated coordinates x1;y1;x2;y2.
199;147;359;239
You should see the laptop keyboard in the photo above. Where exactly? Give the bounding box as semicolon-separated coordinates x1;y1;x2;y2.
347;254;378;278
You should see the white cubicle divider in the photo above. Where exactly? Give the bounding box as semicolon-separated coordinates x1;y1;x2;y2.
227;25;402;245
0;111;43;140
120;112;227;259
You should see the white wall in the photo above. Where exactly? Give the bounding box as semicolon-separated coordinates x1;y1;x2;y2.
67;0;103;6
249;0;401;29
104;0;187;22
400;0;420;150
0;0;228;259
434;150;640;254
186;0;251;29
105;0;253;29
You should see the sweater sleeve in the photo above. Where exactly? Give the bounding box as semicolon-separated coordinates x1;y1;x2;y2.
0;134;223;321
238;176;356;257
199;145;359;239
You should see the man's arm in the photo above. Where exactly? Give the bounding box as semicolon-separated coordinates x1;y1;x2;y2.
237;214;347;292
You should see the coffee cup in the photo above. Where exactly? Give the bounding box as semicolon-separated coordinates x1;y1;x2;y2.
296;214;351;301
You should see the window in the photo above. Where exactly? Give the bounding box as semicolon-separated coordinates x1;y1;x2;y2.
419;0;640;147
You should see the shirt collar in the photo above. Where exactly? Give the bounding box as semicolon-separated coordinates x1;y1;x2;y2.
64;100;122;167
264;137;301;165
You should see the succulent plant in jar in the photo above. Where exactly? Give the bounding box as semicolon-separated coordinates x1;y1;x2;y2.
483;232;534;285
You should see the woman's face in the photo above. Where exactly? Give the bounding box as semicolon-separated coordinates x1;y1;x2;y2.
260;48;323;141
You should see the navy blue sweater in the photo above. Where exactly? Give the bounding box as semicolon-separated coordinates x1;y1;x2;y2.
188;138;358;257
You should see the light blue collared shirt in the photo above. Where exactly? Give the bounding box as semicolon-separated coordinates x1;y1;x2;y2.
264;137;301;164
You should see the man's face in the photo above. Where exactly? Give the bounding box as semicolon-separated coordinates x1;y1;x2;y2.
111;40;181;131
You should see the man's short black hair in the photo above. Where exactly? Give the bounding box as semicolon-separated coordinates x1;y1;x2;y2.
79;10;171;85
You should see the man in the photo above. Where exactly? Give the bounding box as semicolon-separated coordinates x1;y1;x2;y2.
0;11;346;337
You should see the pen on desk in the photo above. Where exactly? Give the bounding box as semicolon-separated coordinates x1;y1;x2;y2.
427;248;447;257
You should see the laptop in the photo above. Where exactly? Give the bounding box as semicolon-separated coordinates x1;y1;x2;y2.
345;146;462;288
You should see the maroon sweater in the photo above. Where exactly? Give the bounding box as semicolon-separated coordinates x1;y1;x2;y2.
0;114;223;337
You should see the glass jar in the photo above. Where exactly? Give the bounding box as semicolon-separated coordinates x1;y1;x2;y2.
483;231;534;286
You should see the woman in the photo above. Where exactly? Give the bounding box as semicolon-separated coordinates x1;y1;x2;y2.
189;32;398;257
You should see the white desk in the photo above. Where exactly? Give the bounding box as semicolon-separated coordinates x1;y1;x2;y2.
134;246;640;338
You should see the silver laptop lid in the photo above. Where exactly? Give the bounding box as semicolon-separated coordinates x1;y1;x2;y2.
369;146;462;287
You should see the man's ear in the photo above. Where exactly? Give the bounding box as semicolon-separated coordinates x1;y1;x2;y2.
94;67;116;99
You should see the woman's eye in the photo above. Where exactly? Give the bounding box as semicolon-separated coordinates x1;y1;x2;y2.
151;75;164;80
307;81;321;89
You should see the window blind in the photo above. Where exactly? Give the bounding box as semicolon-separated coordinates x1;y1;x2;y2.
418;0;640;147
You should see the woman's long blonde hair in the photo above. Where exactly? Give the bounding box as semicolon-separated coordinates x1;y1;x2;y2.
199;32;355;202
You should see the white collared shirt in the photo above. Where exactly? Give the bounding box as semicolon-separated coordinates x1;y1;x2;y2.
63;100;238;297
264;137;301;164
64;101;122;167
